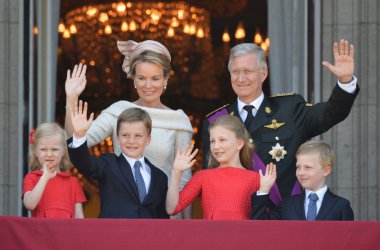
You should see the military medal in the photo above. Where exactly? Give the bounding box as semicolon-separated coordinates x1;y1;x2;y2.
269;143;287;162
264;119;285;129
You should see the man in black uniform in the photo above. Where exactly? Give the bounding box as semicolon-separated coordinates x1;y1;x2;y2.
202;39;359;206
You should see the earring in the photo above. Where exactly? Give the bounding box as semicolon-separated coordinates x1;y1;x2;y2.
164;85;167;90
134;85;137;88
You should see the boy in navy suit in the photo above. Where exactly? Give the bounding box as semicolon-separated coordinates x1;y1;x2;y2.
68;101;168;218
251;140;354;221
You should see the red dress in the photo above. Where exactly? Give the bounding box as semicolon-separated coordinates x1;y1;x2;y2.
172;167;260;220
23;170;87;218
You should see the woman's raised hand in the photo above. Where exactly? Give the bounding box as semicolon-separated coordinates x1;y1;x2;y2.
65;63;87;97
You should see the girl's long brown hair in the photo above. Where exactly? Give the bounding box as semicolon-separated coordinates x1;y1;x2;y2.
207;115;255;169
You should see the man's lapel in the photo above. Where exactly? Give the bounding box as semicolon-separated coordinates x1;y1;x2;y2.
229;101;240;120
247;95;273;134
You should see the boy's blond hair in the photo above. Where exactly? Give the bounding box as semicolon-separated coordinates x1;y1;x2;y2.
116;107;152;135
296;140;335;169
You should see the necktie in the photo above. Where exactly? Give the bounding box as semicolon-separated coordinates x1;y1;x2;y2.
243;105;255;127
306;193;319;221
133;161;146;202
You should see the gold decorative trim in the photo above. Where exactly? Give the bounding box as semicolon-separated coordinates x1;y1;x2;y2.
270;92;295;98
206;104;229;117
264;119;285;129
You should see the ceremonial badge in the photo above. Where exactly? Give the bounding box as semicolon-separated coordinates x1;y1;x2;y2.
264;119;285;129
265;107;271;114
269;143;287;162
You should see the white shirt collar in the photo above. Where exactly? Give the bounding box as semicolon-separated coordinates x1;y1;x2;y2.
305;185;328;201
237;92;264;114
122;154;148;172
122;154;152;193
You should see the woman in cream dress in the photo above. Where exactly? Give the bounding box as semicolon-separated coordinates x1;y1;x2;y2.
65;40;193;218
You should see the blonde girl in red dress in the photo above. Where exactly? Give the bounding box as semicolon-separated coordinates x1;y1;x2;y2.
23;123;86;218
166;115;276;220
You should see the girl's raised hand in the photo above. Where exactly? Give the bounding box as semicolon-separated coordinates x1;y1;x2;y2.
259;163;277;193
70;100;94;138
173;144;198;174
65;64;87;97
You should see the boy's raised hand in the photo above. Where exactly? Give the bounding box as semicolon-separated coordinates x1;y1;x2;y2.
259;163;277;193
65;64;87;98
70;100;94;138
173;144;198;174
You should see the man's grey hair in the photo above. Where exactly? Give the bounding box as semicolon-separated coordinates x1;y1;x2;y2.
228;43;267;71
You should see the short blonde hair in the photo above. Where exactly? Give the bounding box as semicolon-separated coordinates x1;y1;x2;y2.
208;115;255;170
29;123;71;172
117;107;152;135
296;140;335;170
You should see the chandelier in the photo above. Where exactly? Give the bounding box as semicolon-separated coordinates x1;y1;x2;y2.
59;1;220;100
221;23;270;54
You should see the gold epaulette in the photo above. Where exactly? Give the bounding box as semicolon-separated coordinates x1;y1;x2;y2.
270;92;295;98
206;104;229;117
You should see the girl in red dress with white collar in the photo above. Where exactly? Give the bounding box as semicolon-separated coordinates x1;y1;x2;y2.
23;123;86;218
166;115;275;220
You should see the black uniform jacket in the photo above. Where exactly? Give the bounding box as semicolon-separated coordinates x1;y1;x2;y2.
202;85;359;199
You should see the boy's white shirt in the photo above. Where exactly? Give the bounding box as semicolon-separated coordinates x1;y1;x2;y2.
71;134;87;147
